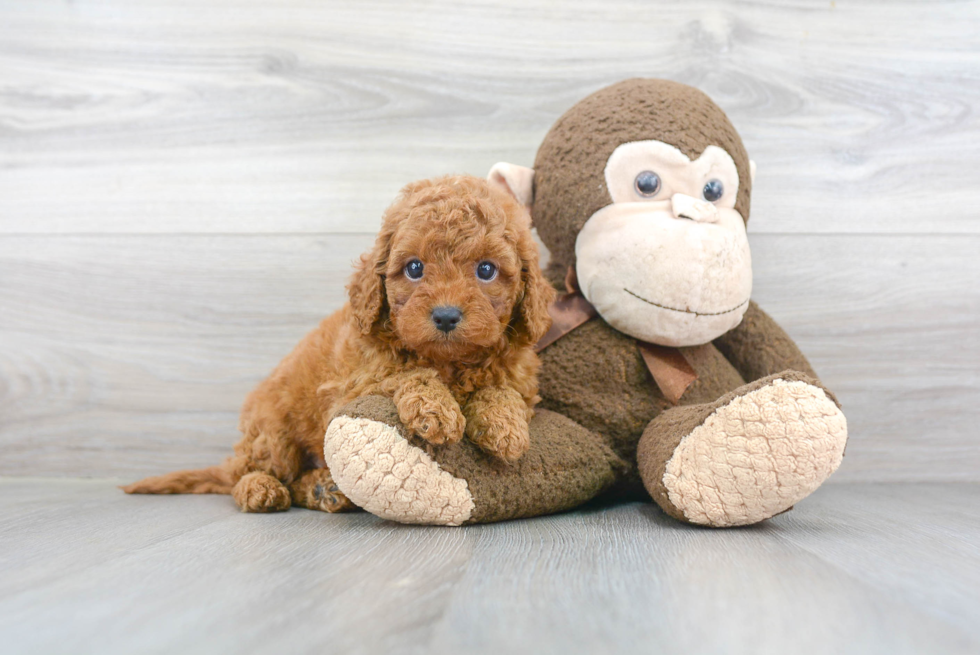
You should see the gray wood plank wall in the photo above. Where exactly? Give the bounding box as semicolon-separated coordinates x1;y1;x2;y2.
1;0;978;481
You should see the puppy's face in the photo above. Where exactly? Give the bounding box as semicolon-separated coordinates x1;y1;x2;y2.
348;175;553;363
385;194;525;361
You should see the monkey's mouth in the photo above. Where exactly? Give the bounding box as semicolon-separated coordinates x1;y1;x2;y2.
623;289;749;317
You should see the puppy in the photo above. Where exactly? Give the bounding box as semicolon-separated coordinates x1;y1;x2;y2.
123;175;555;513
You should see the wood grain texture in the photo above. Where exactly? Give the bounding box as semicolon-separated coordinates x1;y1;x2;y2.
1;0;978;235
0;479;978;654
1;233;977;480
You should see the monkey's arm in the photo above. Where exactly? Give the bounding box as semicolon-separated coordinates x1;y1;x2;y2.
712;301;818;383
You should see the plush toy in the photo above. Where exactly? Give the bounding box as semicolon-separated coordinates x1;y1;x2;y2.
323;79;848;527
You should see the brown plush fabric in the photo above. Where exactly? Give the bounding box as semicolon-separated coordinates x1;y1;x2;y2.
636;371;835;523
336;395;622;524
636;404;718;523
676;342;749;404
543;260;570;291
532;78;753;268
713;301;820;383
537;318;666;494
536;314;748;495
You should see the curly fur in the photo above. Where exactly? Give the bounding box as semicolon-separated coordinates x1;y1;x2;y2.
123;175;554;512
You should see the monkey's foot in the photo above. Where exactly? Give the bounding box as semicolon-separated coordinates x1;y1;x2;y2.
638;372;848;527
324;396;619;525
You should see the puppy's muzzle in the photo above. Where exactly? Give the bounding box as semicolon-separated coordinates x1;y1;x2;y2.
431;306;462;333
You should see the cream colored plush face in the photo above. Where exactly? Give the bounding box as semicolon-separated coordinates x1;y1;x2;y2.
574;140;753;347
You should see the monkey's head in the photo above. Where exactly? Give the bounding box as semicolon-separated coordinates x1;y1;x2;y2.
489;78;756;348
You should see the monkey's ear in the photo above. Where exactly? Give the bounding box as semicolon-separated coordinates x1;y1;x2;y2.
488;163;534;209
750;160;757;184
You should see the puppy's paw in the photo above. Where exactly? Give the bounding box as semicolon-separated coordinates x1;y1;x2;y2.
466;414;530;463
398;394;466;445
385;370;466;445
232;471;291;513
464;389;532;463
288;469;356;513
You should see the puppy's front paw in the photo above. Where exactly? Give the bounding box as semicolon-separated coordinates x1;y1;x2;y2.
466;413;530;463
464;389;531;463
398;393;465;445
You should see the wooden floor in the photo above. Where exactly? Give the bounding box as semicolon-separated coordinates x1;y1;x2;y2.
1;479;977;655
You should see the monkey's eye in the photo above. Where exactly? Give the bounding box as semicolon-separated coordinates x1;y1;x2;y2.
476;261;497;282
703;179;724;202
404;259;424;280
634;171;661;197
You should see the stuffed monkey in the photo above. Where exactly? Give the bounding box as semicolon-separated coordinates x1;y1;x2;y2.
324;79;847;527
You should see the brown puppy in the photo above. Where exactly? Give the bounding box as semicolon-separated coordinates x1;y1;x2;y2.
123;175;555;513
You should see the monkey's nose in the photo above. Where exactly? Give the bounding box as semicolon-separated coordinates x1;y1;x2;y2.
431;306;462;333
671;193;719;223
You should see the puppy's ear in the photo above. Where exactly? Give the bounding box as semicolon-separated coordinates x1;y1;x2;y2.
511;225;556;347
348;226;393;336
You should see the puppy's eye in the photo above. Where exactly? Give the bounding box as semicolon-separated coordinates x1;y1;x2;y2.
634;170;661;197
404;259;424;280
476;261;497;282
703;179;724;202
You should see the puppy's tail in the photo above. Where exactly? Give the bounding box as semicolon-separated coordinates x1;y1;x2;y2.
121;463;237;496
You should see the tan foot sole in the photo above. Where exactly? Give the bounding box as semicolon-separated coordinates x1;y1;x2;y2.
324;416;475;526
663;379;847;527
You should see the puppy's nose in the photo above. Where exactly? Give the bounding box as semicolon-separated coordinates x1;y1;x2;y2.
431;306;462;333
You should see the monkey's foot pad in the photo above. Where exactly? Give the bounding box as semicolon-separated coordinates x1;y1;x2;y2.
324;415;475;526
664;379;848;527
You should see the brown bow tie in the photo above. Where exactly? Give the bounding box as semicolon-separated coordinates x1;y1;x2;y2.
534;266;698;405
